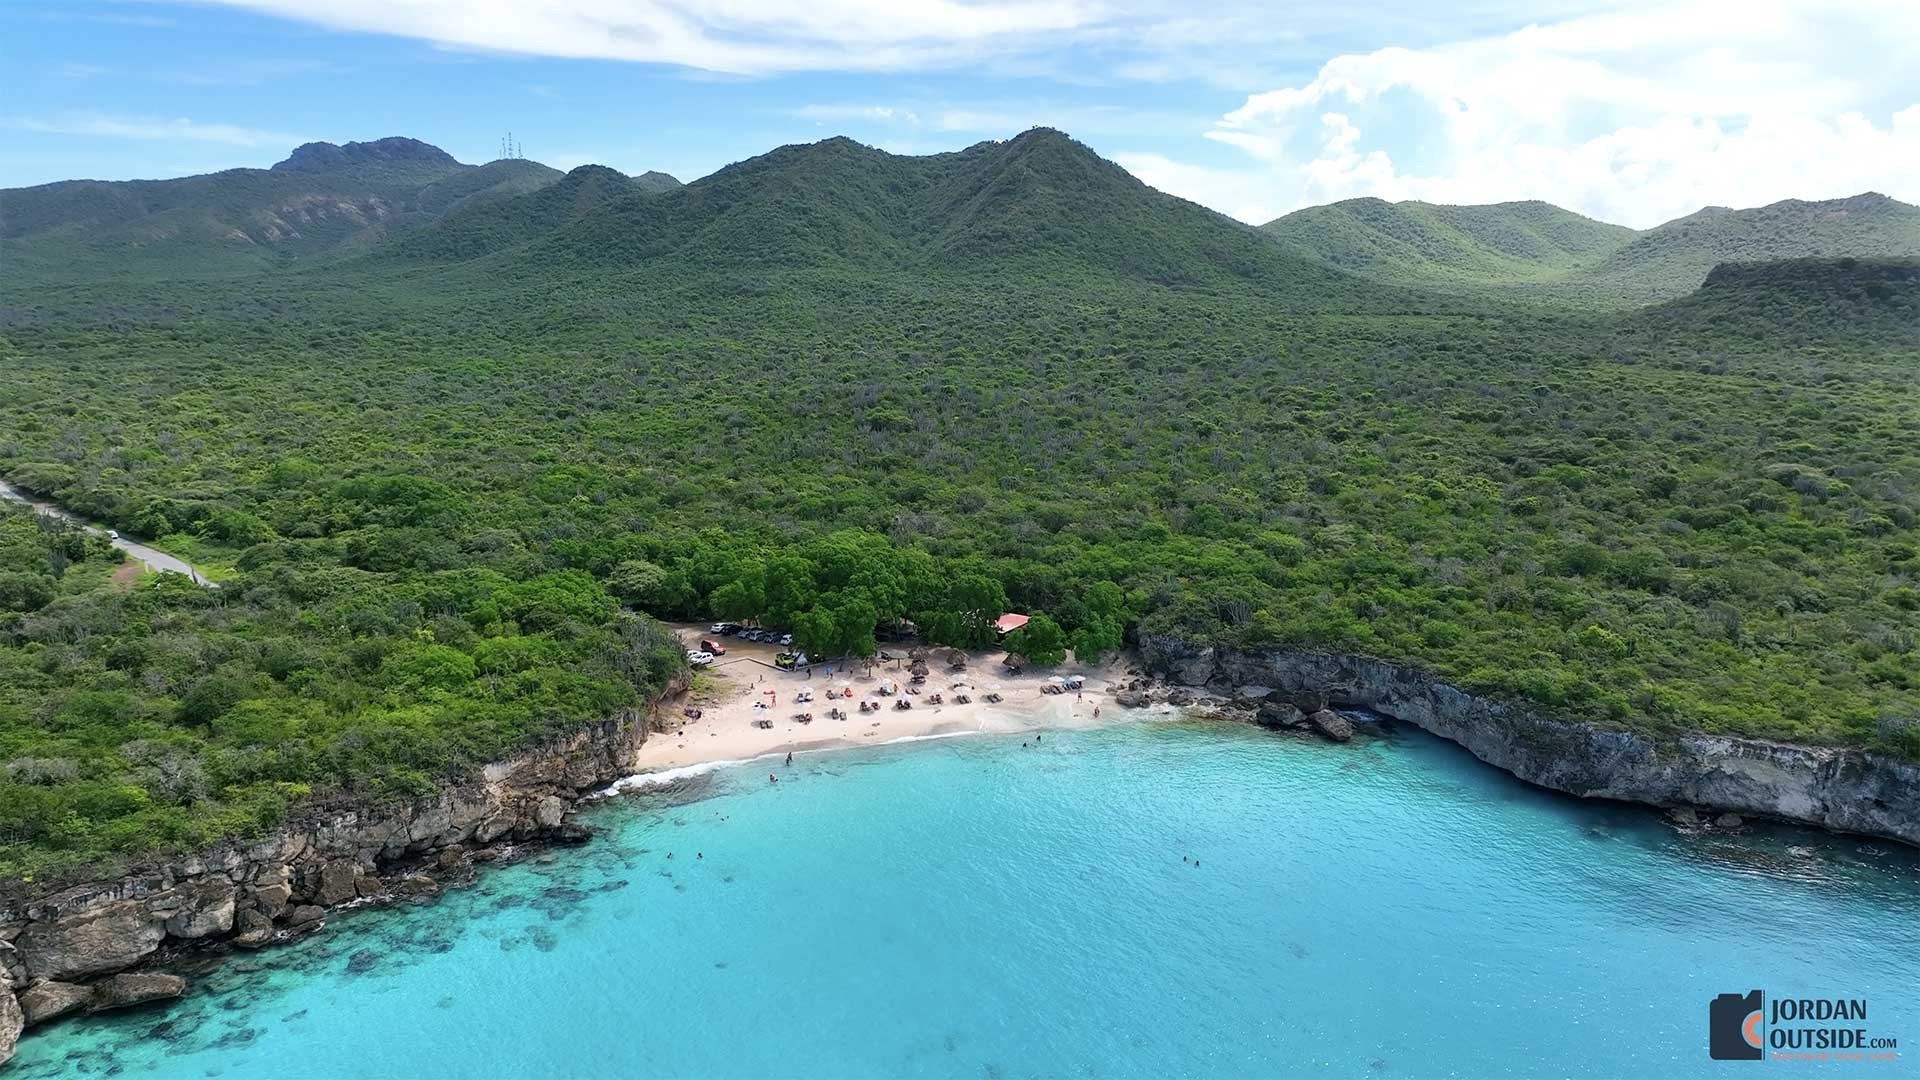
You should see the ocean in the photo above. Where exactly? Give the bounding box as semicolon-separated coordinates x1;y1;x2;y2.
16;719;1919;1078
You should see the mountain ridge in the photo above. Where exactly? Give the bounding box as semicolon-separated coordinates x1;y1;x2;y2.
1262;190;1920;305
6;131;1915;312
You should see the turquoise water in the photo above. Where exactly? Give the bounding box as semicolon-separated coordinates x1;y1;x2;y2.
16;720;1920;1078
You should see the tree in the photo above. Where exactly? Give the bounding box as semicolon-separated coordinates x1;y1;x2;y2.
709;576;765;622
608;559;694;614
1004;613;1068;666
761;555;818;627
917;572;1007;648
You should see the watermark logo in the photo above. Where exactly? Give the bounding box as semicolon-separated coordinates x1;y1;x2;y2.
1710;990;1899;1063
1711;991;1766;1060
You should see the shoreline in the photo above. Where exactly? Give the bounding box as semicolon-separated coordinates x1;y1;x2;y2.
625;625;1140;777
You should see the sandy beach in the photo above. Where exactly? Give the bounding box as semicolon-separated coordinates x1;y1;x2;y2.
625;625;1139;776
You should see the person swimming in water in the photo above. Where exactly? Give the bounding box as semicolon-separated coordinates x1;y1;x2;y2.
785;751;793;766
769;774;778;783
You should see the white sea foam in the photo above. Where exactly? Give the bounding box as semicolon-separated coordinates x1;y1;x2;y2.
595;758;748;797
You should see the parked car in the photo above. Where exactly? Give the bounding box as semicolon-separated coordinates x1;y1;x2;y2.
709;622;737;635
773;652;798;670
106;530;120;540
700;638;726;655
685;650;713;668
778;633;794;647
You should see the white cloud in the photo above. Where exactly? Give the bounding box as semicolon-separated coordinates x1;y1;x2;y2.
1112;151;1281;224
198;0;1102;75
793;104;924;124
7;114;310;149
1137;0;1920;226
788;100;1211;140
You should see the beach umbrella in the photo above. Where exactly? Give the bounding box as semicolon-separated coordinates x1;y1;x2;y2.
945;649;967;669
910;660;930;676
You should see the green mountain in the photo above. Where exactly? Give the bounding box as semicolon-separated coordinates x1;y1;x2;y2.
1625;256;1920;350
393;163;681;262
1261;197;1633;285
442;128;1397;304
0;138;565;279
1581;193;1920;304
1261;191;1920;306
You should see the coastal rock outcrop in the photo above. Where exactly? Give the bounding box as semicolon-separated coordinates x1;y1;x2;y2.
232;908;275;949
1255;702;1307;730
1140;633;1920;847
160;880;235;940
1308;709;1354;743
312;860;359;907
87;973;185;1012
0;986;21;1066
15;899;168;982
0;692;683;1051
18;981;90;1025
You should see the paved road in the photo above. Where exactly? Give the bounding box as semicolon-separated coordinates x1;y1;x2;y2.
0;479;215;586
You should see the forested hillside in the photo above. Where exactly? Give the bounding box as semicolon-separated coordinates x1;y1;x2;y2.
1262;198;1633;285
1263;191;1920;306
1581;193;1920;304
1;129;1915;884
394;130;1410;305
0;138;570;280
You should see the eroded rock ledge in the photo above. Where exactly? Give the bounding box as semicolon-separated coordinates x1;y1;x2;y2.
1138;633;1920;849
0;699;675;1063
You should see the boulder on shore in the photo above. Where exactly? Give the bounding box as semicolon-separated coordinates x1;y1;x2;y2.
87;972;185;1013
313;859;358;906
162;879;236;940
1256;701;1307;729
252;882;292;918
232;908;275;949
19;980;92;1025
1114;689;1151;709
0;986;22;1066
283;905;325;928
395;874;440;898
1309;709;1355;743
15;900;167;982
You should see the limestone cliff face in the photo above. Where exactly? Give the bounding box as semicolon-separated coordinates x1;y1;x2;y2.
1138;633;1920;848
0;702;673;1062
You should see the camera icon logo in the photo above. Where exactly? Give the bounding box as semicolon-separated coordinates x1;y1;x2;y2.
1711;990;1765;1060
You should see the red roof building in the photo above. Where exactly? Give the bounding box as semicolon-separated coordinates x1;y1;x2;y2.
993;613;1030;636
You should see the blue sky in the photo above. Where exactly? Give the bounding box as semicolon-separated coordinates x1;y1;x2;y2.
4;0;1917;227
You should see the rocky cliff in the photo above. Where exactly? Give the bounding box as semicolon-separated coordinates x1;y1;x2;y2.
0;701;673;1063
1138;634;1920;848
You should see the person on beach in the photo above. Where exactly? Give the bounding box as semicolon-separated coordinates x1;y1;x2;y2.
785;751;793;766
